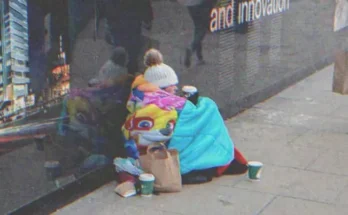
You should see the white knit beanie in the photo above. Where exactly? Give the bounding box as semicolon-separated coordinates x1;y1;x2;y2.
144;63;179;88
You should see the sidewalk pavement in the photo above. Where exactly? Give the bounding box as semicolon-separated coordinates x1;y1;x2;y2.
54;65;348;215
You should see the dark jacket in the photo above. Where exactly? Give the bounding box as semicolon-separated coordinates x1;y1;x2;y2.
89;47;128;86
97;0;153;36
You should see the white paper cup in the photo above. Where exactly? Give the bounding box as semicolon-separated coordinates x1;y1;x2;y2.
139;173;155;197
182;85;197;94
182;86;199;105
247;161;263;181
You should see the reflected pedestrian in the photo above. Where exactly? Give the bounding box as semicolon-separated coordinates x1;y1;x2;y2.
96;0;153;75
89;47;129;87
178;0;217;67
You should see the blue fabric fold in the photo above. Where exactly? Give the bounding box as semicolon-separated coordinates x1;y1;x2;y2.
168;97;234;174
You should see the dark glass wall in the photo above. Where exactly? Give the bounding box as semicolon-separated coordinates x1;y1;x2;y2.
1;0;348;214
68;0;348;115
1;0;72;214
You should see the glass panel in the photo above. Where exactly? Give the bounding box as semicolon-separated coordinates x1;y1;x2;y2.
0;0;348;214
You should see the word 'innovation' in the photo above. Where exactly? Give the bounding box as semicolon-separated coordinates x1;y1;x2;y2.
210;0;290;32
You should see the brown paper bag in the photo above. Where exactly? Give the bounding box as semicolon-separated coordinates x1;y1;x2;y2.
333;50;348;94
139;143;182;192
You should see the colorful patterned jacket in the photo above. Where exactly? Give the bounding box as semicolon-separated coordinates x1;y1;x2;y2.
122;75;234;174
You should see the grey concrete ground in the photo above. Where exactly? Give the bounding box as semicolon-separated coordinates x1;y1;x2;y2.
54;64;348;215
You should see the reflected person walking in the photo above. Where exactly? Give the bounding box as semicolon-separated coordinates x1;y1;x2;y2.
178;0;217;67
96;0;153;75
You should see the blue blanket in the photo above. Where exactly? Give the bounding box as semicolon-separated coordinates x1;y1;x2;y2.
168;97;234;174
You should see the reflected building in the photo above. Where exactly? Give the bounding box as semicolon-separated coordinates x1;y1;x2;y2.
0;0;34;116
48;35;70;100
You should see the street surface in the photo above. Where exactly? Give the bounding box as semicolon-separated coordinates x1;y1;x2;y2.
55;65;348;215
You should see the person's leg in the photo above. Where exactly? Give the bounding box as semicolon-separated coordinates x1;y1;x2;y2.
189;6;205;53
193;27;206;63
220;147;248;175
185;5;201;67
181;168;216;184
185;1;215;67
127;35;143;75
222;159;248;175
117;39;137;75
109;32;140;75
127;52;139;75
195;0;217;62
192;2;214;51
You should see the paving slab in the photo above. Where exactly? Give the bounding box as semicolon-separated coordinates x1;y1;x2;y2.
220;122;317;169
128;184;275;215
254;96;339;117
210;174;246;187
57;203;182;215
319;117;348;133
240;144;322;169
53;182;122;215
234;107;348;133
273;65;348;108
259;196;347;215
272;80;325;100
305;90;348;107
234;165;348;204
55;181;275;215
289;130;348;152
55;64;348;214
299;65;334;88
227;121;308;145
329;104;348;119
306;150;348;176
232;107;326;130
336;185;348;206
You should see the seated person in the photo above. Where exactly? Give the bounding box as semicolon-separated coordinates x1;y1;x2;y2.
117;49;247;184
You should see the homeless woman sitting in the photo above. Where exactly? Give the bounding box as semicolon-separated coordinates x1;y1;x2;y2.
114;49;248;185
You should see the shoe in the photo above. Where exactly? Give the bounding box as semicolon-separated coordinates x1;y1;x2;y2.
45;161;62;180
181;169;214;184
182;174;212;184
196;45;203;62
184;48;192;68
224;160;248;175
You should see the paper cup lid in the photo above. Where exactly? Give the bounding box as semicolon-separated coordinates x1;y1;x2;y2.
248;161;263;166
182;86;197;93
44;161;60;168
139;173;155;181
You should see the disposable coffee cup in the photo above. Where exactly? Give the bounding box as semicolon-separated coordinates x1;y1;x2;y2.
44;161;62;180
247;161;263;181
139;173;155;197
182;86;199;105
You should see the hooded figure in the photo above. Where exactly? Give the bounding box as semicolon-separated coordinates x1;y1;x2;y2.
89;47;128;87
96;0;153;74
